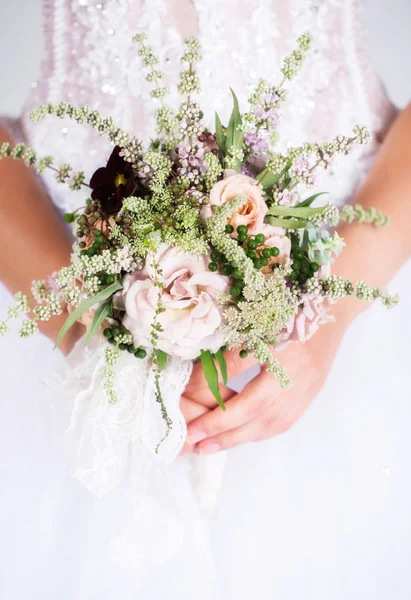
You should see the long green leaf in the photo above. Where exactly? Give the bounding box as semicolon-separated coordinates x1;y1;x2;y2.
200;350;226;411
156;349;168;371
226;89;242;148
265;215;307;229
84;301;112;346
297;192;328;208
54;280;123;349
213;348;228;387
267;205;326;218
215;112;226;154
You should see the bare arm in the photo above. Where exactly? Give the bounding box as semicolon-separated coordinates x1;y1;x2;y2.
333;102;411;325
0;124;83;353
184;103;411;452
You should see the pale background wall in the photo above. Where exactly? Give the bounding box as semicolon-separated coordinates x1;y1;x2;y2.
0;0;410;116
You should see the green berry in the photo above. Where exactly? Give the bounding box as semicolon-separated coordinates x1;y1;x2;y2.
136;348;147;359
239;349;248;359
254;258;264;269
247;239;258;250
222;265;234;276
292;260;300;271
262;248;272;258
103;328;113;339
210;250;222;262
271;247;280;257
208;262;219;272
233;269;243;279
255;233;265;245
238;233;248;243
119;343;128;351
237;224;248;236
288;272;298;281
127;345;137;353
230;286;242;297
106;274;116;285
63;213;75;223
112;326;121;337
311;262;320;272
261;257;269;267
225;224;234;234
246;250;256;259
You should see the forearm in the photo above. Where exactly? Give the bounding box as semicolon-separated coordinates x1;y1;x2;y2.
0;125;83;353
333;103;411;327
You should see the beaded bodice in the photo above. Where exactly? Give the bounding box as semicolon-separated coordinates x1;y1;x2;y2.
21;0;396;212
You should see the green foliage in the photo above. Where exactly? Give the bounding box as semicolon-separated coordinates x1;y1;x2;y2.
213;348;228;387
200;350;226;410
85;301;112;346
54;281;123;349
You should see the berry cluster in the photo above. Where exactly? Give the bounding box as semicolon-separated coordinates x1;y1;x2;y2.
103;325;147;359
288;233;319;285
208;224;281;299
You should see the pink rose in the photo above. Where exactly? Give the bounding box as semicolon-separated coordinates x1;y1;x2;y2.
259;224;291;273
277;266;334;348
122;245;229;359
201;169;268;235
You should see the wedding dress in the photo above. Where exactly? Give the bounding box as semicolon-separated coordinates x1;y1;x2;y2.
1;1;411;599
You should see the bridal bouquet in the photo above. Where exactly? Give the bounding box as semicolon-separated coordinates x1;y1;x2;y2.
0;33;398;458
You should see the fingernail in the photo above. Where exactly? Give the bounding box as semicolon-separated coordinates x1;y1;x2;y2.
186;431;208;445
197;442;221;455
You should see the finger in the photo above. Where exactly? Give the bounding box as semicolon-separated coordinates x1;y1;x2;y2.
184;380;236;409
186;369;278;444
195;418;263;453
180;396;210;424
179;396;211;455
194;391;299;454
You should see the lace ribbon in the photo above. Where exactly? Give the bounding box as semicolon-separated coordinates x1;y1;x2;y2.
46;334;226;569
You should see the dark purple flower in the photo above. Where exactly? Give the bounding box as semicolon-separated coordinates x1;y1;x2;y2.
90;146;136;215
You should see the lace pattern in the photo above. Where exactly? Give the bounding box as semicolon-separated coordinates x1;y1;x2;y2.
12;0;396;214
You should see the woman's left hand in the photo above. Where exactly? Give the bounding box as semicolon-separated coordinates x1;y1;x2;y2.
182;317;347;454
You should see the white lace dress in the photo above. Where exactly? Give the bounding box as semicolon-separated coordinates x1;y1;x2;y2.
1;1;411;599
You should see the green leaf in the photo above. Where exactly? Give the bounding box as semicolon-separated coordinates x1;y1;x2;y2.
256;170;281;190
213;348;228;387
297;192;328;208
265;215;308;229
156;349;168;371
200;350;226;411
54;280;123;349
256;164;291;190
215;112;226;154
267;205;326;218
84;301;112;346
226;89;242;149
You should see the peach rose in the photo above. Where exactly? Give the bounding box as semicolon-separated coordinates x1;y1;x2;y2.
201;169;268;235
122;245;230;359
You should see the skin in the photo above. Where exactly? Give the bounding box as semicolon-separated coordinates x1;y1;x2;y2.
0;126;84;354
183;102;411;454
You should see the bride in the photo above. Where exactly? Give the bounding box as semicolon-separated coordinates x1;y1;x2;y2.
1;1;411;598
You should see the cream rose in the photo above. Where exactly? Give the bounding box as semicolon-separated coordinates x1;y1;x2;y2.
122;245;229;360
201;169;268;234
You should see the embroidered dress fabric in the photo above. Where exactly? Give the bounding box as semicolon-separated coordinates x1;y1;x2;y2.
1;1;411;599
